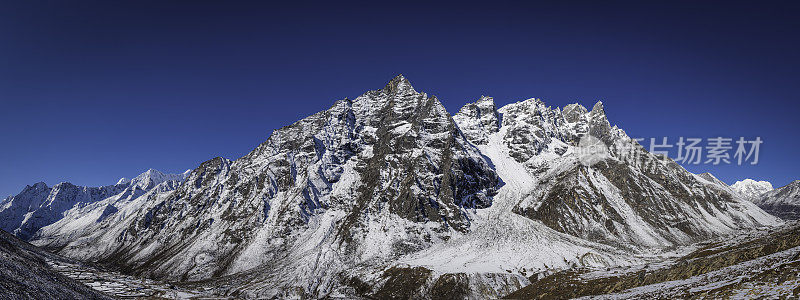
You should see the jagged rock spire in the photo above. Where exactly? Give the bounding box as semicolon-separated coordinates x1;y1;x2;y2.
562;103;588;123
591;101;605;114
382;74;415;95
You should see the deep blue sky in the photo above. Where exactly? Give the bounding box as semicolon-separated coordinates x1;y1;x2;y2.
1;1;798;197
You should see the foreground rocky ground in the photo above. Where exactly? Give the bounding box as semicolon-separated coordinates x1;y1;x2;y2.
0;227;221;299
504;221;800;299
0;229;110;300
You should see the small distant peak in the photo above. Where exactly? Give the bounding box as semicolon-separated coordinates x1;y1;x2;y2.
523;97;543;104
143;168;164;175
699;172;717;179
588;101;608;123
131;169;156;183
591;101;605;113
456;96;499;116
24;182;48;192
129;168;190;189
54;181;75;188
698;172;722;183
383;74;415;94
562;103;588;122
116;177;130;185
475;96;496;107
563;103;588;113
132;169;167;182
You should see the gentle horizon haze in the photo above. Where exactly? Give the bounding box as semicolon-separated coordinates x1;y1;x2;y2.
1;1;799;197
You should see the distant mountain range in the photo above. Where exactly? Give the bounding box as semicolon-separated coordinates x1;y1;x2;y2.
0;76;796;299
727;178;800;220
0;169;189;241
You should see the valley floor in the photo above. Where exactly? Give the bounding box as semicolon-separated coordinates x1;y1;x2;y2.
45;259;220;299
40;223;800;299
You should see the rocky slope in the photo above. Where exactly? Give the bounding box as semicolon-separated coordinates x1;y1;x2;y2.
0;229;111;299
504;221;800;299
4;75;784;299
696;172;734;193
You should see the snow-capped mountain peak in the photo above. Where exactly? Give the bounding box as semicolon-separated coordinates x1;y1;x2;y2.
591;100;604;113
731;179;774;200
382;74;415;95
128;168;190;190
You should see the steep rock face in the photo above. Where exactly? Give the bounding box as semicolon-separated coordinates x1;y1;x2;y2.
454;97;778;248
755;180;800;219
50;76;500;292
731;179;774;201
